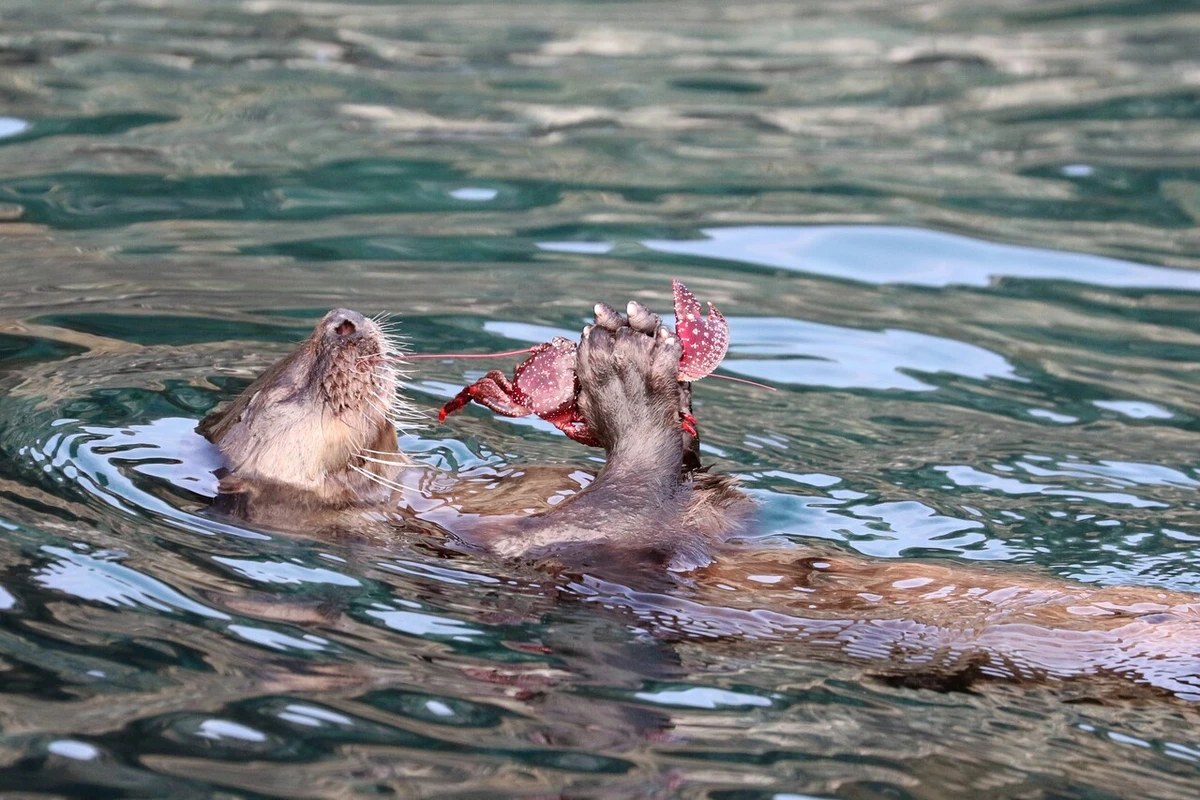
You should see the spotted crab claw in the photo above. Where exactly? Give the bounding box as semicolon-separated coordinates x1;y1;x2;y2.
672;279;730;382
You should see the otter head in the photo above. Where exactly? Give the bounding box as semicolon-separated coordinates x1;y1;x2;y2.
198;308;412;508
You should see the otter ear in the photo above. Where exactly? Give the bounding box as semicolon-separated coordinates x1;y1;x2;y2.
197;399;237;441
198;390;260;443
199;346;309;443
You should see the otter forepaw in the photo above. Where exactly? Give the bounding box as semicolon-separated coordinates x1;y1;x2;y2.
576;303;686;463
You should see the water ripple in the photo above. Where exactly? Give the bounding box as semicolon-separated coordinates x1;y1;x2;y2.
1;0;1200;796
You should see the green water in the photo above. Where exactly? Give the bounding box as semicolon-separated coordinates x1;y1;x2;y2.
1;0;1200;796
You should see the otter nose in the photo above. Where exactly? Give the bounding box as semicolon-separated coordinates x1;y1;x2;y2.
326;309;367;341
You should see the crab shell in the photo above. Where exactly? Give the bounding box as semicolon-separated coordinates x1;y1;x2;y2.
513;337;578;415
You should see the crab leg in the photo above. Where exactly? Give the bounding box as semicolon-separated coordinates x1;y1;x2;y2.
553;418;601;448
438;372;533;422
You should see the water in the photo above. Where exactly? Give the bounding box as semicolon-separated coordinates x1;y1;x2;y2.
1;0;1199;796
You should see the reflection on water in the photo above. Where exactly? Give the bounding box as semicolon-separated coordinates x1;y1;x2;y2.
719;316;1019;390
643;226;1200;290
0;117;29;139
2;0;1200;796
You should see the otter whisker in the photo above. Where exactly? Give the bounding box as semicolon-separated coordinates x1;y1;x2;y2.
349;319;422;438
357;353;411;379
374;364;412;382
364;398;405;427
379;411;426;434
357;451;438;470
348;463;421;494
375;380;416;400
366;398;425;434
384;407;424;424
371;386;422;416
355;452;416;469
379;324;408;338
377;356;410;371
362;447;415;457
360;348;410;362
369;408;409;431
358;357;411;381
368;383;410;409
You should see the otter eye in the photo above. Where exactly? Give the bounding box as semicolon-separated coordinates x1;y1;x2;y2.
335;320;357;337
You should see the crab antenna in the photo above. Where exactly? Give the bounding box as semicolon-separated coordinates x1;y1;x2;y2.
363;348;777;390
360;347;538;364
708;373;777;391
406;348;539;360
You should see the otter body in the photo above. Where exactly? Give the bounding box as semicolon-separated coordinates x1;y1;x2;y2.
198;303;1200;702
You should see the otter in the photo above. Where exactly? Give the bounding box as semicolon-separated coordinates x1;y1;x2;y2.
198;302;1200;702
198;303;753;570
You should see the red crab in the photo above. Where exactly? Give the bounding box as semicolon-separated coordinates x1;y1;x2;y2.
437;280;731;447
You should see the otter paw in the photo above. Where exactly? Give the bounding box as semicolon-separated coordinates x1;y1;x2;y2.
576;301;685;456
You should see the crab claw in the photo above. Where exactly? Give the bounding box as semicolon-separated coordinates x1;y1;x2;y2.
438;390;472;423
672;279;730;382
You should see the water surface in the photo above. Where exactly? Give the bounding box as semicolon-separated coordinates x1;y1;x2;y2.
2;0;1200;797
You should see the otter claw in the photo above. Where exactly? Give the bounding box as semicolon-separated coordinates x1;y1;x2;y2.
593;302;626;332
627;300;661;334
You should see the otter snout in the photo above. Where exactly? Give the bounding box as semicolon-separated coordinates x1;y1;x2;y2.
324;308;368;343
